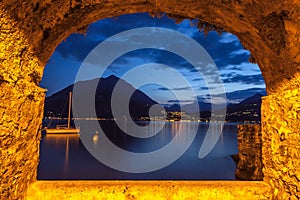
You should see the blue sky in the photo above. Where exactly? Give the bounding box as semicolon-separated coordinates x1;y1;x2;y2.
40;13;266;104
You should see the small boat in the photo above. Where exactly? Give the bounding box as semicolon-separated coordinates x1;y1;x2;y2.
45;92;80;134
44;125;80;134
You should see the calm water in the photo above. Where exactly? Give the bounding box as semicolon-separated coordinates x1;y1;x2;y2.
38;121;238;180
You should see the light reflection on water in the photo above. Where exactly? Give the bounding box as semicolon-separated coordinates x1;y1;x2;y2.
38;121;238;180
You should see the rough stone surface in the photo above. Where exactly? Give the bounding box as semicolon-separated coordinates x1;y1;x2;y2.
262;89;300;199
0;11;45;200
233;124;263;181
2;0;300;94
0;0;300;199
26;181;270;200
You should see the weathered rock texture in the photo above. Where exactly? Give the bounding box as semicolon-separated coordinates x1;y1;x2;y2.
233;124;263;181
26;181;270;200
262;89;300;199
0;0;299;199
0;11;46;200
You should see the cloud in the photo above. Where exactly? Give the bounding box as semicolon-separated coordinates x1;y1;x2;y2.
192;78;202;81
168;99;195;103
55;35;100;62
55;13;181;62
44;12;266;101
191;31;251;69
157;87;169;91
222;74;265;85
223;65;243;71
55;12;253;82
219;33;240;45
196;87;266;104
175;19;199;38
156;86;195;91
225;88;266;100
230;49;250;57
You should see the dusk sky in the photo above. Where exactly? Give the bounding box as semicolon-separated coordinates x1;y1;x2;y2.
40;12;266;105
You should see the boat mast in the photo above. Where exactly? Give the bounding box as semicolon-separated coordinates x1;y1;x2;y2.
68;91;72;129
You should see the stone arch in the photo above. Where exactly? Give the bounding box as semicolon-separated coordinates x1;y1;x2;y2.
0;1;299;199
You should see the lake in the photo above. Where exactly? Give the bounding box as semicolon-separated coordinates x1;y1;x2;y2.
38;121;238;180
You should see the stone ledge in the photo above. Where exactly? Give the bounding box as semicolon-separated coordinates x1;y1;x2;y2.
26;181;270;200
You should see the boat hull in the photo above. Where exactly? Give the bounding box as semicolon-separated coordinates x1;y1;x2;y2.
45;128;80;134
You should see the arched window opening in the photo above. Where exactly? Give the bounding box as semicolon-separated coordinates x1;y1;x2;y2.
39;13;266;180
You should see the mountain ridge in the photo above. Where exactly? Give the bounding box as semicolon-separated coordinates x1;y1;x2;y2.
44;75;158;120
44;75;263;122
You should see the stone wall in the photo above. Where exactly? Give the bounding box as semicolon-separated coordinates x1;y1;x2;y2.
2;0;300;94
26;181;270;200
0;12;46;200
0;0;300;199
233;124;263;181
262;89;300;199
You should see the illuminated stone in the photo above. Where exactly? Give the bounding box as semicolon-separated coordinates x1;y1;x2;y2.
234;124;263;181
26;181;270;200
0;0;299;199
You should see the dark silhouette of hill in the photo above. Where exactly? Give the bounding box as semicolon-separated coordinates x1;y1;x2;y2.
45;75;263;122
44;75;157;120
164;93;263;122
225;93;262;122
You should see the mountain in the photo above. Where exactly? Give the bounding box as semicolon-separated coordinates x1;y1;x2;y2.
164;101;211;112
44;75;158;120
164;88;266;114
164;93;263;122
225;93;262;122
225;88;266;103
45;75;263;123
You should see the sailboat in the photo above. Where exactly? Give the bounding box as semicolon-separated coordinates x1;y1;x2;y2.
45;92;80;134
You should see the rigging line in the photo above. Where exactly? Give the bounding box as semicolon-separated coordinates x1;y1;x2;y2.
58;94;69;125
47;93;69;128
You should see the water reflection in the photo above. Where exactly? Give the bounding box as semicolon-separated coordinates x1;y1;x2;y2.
39;134;80;179
93;131;99;145
38;122;238;180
